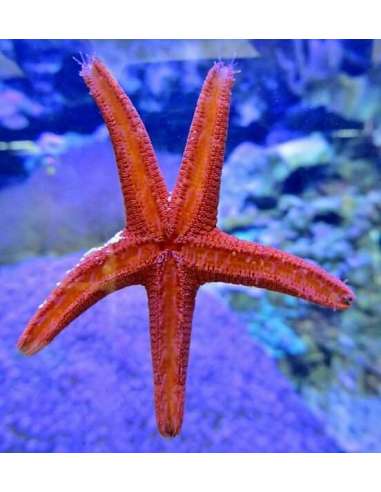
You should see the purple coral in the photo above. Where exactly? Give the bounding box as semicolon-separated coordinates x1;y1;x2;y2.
0;253;339;452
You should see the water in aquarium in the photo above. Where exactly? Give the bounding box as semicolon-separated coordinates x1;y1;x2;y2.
0;39;379;452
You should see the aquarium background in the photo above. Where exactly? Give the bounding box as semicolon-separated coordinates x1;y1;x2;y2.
0;39;380;452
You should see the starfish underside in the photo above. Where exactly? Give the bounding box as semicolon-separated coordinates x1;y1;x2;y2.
18;58;355;437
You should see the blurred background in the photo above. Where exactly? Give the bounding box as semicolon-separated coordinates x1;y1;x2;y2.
0;39;380;452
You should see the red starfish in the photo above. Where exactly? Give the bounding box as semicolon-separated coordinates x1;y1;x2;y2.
18;58;355;437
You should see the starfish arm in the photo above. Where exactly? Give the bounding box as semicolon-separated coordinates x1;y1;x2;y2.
18;232;160;355
181;229;355;310
169;62;234;238
145;255;198;437
80;57;168;239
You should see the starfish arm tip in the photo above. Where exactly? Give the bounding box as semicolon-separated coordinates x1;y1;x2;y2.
17;332;44;356
333;284;355;310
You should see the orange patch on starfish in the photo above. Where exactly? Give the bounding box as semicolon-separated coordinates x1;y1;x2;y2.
18;57;355;437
